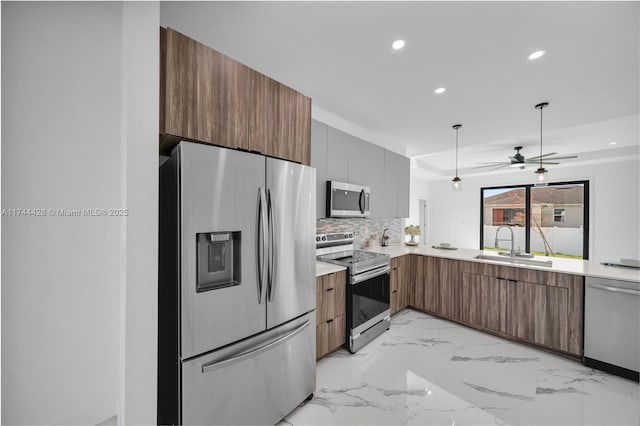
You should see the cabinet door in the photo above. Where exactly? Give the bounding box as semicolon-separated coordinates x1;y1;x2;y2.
316;272;345;324
390;258;400;314
294;92;311;166
250;75;311;165
396;256;407;310
439;259;460;320
249;70;279;155
274;84;297;161
382;151;398;219
423;256;441;313
331;271;346;318
507;280;570;352
310;120;328;219
316;274;332;324
461;272;507;333
410;255;425;310
162;28;249;150
397;155;410;218
368;146;386;219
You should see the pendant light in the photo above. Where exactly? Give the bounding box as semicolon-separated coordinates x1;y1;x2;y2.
452;124;462;191
534;102;549;184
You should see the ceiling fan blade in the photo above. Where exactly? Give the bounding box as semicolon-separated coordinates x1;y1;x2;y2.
525;155;577;164
475;161;510;165
528;152;558;161
542;155;578;160
538;161;560;165
489;164;511;171
472;163;510;169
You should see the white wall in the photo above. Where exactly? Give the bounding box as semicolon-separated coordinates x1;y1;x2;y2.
422;159;640;262
119;3;159;425
408;174;430;243
1;2;158;424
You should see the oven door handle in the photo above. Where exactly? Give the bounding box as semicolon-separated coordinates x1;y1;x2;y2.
351;265;391;284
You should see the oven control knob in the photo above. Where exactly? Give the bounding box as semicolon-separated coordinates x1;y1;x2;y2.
321;236;327;241
349;233;353;238
316;236;320;242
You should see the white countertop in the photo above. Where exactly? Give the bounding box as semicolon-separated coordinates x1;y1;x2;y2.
316;260;347;277
364;244;640;283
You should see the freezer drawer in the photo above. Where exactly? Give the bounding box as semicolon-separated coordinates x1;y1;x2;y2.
181;313;316;425
584;277;639;375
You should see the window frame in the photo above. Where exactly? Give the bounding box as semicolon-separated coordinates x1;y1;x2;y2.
479;180;589;259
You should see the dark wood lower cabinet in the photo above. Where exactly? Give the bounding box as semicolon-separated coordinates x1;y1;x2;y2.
316;315;345;360
422;256;441;313
411;255;584;357
391;255;410;314
439;259;461;321
461;272;507;334
316;270;347;359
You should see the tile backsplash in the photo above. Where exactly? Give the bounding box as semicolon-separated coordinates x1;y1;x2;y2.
316;218;404;248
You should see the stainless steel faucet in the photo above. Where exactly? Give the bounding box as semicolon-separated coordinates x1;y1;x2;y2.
381;229;389;246
494;225;515;257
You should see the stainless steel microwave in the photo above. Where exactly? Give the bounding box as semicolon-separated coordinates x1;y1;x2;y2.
326;181;370;218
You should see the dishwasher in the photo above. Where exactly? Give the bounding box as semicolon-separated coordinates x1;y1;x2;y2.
584;276;639;381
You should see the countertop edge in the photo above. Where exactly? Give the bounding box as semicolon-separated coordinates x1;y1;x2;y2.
362;245;640;283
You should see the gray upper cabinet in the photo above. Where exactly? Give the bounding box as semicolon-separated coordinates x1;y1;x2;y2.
384;151;410;218
397;154;410;218
368;147;386;218
311;120;409;219
311;120;328;219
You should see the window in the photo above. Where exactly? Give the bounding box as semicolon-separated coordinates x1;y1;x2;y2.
481;181;589;259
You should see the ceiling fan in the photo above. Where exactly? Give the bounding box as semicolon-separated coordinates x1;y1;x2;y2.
473;146;577;171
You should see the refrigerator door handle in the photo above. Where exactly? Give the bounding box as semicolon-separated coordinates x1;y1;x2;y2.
257;187;268;303
201;320;311;373
267;189;277;301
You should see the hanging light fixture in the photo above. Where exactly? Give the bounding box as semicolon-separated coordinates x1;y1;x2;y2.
452;124;462;191
534;102;549;184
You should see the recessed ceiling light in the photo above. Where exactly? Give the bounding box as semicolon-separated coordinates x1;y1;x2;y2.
527;50;546;60
434;87;446;94
609;141;617;145
391;39;405;50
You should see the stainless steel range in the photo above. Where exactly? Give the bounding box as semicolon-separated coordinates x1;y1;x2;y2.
316;233;391;353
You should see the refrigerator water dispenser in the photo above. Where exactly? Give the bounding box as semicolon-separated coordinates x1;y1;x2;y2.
196;232;241;292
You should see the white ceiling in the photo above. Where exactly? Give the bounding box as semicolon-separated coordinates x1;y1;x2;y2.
160;2;639;177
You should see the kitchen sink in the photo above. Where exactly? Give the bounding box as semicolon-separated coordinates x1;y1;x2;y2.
496;251;535;259
474;254;553;268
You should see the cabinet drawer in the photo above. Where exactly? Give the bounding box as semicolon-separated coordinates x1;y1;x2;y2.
316;315;345;359
316;271;346;324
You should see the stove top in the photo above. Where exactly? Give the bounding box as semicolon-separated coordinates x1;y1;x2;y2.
316;232;390;275
317;249;390;275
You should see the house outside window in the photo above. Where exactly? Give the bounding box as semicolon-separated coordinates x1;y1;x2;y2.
481;182;588;259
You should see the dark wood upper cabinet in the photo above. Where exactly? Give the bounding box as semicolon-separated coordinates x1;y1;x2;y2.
160;28;311;165
160;28;249;153
248;70;278;156
249;74;310;165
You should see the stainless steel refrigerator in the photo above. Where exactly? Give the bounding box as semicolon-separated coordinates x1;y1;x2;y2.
158;141;316;425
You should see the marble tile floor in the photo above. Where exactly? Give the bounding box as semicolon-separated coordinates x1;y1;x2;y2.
283;309;639;426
